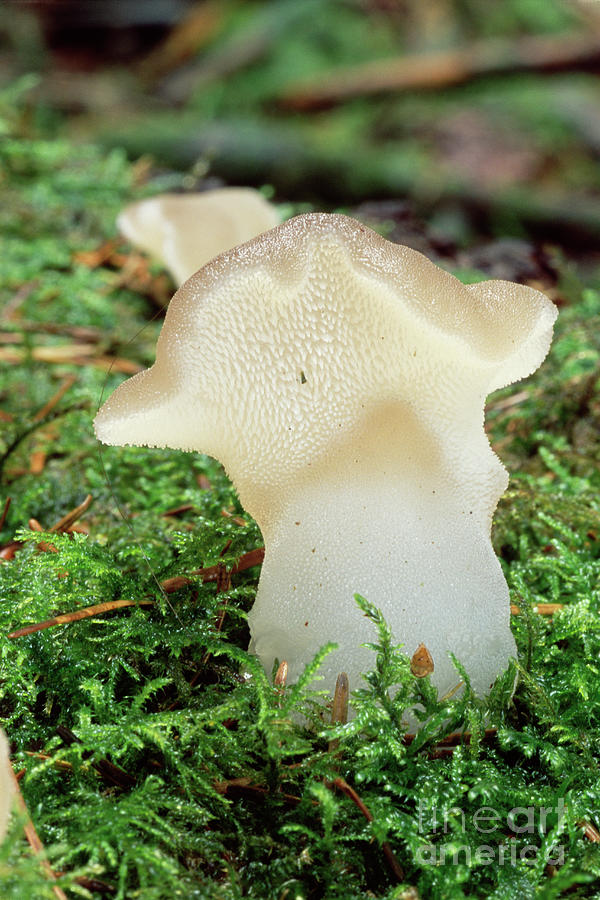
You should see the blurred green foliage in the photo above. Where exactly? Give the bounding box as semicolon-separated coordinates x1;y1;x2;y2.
67;0;598;249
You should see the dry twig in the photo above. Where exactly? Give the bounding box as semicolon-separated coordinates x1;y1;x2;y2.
50;493;93;534
510;602;563;615
7;599;154;640
0;344;141;374
282;32;600;109
328;672;349;753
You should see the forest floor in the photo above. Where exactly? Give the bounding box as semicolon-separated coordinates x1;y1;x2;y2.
2;1;600;897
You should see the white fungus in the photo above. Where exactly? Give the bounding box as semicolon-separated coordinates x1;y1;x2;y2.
117;187;281;285
95;212;557;715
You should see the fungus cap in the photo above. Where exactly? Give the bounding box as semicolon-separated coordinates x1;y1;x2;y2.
95;212;557;714
117;187;281;285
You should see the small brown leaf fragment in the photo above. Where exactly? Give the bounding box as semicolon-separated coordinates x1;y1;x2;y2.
111;252;173;307
28;518;57;553
221;508;247;526
331;672;349;726
162;503;195;517
25;752;73;772
73;240;118;269
0;542;20;561
161;575;193;594
68;523;90;535
29;450;47;475
274;660;288;688
411;643;434;677
329;671;349;753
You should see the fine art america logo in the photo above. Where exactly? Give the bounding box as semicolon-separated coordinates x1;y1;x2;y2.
416;799;566;866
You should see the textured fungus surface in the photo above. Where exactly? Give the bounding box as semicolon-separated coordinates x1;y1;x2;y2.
118;187;281;285
95;213;557;712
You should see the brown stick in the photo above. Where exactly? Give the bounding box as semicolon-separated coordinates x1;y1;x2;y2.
0;345;142;374
7;599;154;639
50;493;93;534
161;547;265;593
25;751;73;772
1;320;102;342
510;603;563;616
327;777;405;882
161;503;196;517
7;544;263;637
29;450;47;475
33;376;77;423
403;728;498;748
282;32;600;109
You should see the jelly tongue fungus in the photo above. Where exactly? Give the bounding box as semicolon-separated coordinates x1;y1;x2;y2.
117;187;280;285
95;212;557;720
